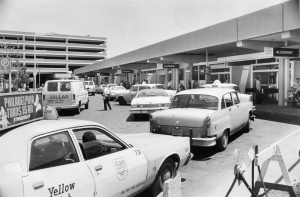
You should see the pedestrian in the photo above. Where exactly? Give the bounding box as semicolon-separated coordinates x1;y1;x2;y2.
167;80;172;90
177;83;185;93
255;77;262;104
103;86;112;110
142;79;146;84
292;78;300;98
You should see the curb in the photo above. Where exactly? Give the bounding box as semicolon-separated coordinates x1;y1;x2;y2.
255;109;300;117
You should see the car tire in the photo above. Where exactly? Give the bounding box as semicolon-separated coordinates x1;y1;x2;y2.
216;130;228;151
85;101;89;109
243;115;251;133
75;103;81;115
150;158;176;196
118;97;127;105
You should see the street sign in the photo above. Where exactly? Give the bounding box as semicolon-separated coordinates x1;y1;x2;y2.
0;58;11;74
163;64;179;69
121;70;133;73
264;47;299;57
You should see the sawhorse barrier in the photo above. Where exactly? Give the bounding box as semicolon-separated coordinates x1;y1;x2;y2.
226;128;300;197
158;173;181;197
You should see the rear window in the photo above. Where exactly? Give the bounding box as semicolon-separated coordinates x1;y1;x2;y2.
47;82;58;92
61;82;71;91
89;82;94;85
84;82;89;85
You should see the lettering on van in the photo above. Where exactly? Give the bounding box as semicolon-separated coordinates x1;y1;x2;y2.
48;182;75;197
50;95;69;99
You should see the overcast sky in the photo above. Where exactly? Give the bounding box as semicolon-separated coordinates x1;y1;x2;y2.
0;0;288;58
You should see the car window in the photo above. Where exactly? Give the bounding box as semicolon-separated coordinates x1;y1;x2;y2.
84;82;89;85
171;94;218;110
154;85;165;89
72;128;127;160
60;82;71;92
139;86;150;91
231;92;240;104
223;93;233;107
89;82;94;85
137;90;167;98
47;82;58;92
29;131;79;171
131;86;138;91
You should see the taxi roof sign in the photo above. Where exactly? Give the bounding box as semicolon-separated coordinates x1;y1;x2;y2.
43;105;59;120
212;80;221;87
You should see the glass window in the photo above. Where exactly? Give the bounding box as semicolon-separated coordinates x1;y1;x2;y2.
231;92;240;104
47;82;58;92
89;82;94;85
131;86;138;91
171;94;218;110
60;82;71;91
154;85;165;89
84;82;89;85
137;90;167;98
29;131;79;171
223;93;233;107
139;86;150;91
72;128;127;160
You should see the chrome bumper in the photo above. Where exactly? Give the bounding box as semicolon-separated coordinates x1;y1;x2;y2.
191;137;217;147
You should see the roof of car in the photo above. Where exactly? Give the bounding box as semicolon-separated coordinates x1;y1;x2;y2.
176;88;235;97
133;84;163;86
202;83;237;87
139;89;165;92
46;80;82;82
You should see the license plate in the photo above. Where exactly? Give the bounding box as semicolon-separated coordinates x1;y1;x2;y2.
172;129;183;136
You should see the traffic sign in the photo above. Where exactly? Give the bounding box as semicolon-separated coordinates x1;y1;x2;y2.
0;58;11;73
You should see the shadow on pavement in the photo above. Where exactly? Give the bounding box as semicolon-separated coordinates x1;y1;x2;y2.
126;114;150;122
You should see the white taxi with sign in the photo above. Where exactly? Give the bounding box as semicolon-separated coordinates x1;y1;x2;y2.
43;80;89;114
0;93;193;197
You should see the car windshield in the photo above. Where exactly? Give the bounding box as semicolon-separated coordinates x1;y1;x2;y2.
154;85;165;89
137;91;167;98
170;94;219;110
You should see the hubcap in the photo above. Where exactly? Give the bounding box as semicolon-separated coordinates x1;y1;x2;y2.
222;134;227;147
163;171;171;182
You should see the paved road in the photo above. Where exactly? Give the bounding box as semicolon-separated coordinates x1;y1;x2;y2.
59;94;300;197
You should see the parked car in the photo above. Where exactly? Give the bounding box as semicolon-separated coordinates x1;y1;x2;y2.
130;89;171;118
96;84;107;94
116;84;176;105
43;80;89;114
84;81;96;96
149;88;255;151
0;105;193;197
109;86;126;101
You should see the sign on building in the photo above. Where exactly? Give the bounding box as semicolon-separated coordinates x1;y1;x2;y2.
121;70;133;73
264;47;299;57
0;58;11;74
163;64;179;69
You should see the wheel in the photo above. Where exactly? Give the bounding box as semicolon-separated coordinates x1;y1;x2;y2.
75;103;81;114
150;158;176;196
85;101;89;109
243;115;251;133
118;97;127;105
216;130;228;151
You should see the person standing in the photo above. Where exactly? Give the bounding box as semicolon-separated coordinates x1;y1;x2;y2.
103;86;112;110
255;77;262;104
293;78;300;98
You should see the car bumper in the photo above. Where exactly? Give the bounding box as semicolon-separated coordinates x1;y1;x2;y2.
191;136;217;147
48;104;78;109
183;153;194;166
130;107;169;114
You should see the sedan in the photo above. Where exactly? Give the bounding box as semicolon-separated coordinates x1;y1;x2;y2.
109;86;126;101
130;89;171;118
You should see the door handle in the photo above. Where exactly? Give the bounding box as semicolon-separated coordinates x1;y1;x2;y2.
236;105;239;107
33;181;44;189
229;108;232;111
95;165;103;171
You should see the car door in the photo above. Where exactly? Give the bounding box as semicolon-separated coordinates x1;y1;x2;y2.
130;86;138;100
72;127;148;197
231;92;243;129
22;130;95;197
223;93;239;134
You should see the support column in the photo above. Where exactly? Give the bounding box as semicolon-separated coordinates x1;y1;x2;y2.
278;58;284;106
173;69;179;91
165;69;169;89
284;59;290;105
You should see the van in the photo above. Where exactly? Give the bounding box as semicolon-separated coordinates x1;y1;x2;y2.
84;81;96;96
43;80;89;114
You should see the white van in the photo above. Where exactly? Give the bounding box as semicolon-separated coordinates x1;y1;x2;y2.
43;80;89;114
84;81;96;96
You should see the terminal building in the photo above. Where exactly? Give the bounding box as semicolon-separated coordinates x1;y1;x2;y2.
0;30;107;86
74;0;300;106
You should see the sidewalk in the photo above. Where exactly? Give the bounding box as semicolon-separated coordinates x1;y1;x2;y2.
254;102;300;117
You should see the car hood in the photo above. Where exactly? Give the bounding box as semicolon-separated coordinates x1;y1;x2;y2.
117;133;178;148
131;97;170;105
153;108;215;127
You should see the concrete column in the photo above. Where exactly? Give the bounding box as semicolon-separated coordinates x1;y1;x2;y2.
284;59;290;105
278;58;284;106
165;69;169;89
174;69;179;91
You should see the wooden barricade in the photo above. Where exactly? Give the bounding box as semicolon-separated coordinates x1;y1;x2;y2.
158;173;181;197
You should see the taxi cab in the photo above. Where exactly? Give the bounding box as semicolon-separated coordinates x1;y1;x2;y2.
43;80;89;114
0;92;193;197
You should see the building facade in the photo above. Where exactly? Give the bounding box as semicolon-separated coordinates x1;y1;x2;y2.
0;30;107;87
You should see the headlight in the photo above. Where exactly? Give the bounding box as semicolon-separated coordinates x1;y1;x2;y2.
131;105;137;108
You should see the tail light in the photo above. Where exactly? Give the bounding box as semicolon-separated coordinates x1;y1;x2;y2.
73;94;76;100
205;116;210;128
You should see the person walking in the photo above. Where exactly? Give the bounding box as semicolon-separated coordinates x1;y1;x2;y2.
255;77;262;104
293;78;300;98
103;86;112;110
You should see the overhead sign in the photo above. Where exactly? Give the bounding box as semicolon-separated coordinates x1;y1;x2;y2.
0;92;43;131
0;58;11;74
99;73;109;76
264;47;299;57
163;64;179;69
121;70;133;73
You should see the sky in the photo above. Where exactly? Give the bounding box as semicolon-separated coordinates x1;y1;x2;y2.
0;0;288;58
